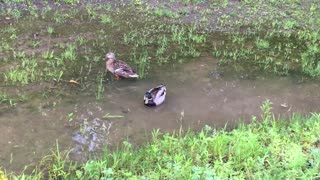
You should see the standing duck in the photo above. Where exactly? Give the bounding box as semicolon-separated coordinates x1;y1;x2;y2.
144;84;166;106
105;52;139;80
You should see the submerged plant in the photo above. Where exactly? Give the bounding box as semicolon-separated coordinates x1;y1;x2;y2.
95;72;105;100
131;50;149;79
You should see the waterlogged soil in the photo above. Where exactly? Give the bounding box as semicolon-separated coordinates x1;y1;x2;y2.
1;0;320;174
2;55;320;172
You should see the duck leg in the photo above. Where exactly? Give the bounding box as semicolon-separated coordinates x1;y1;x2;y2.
115;76;121;80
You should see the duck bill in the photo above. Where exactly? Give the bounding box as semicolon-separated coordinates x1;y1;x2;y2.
144;97;148;104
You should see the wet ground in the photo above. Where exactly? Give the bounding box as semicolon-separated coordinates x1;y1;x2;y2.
1;55;320;172
1;0;320;174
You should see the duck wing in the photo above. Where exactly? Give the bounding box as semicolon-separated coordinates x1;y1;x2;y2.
113;60;138;77
150;85;166;99
114;60;134;72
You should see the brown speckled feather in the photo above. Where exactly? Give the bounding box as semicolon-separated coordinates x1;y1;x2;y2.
150;86;162;99
114;60;136;73
105;52;139;78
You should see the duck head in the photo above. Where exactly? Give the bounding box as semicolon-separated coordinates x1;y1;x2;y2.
105;52;116;60
145;92;152;99
144;92;156;106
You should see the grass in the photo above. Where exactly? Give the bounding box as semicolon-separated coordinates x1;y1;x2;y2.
0;1;320;178
0;93;19;107
131;49;149;79
95;72;105;100
0;91;27;107
4;101;320;179
210;0;320;76
0;1;207;99
4;57;39;85
0;0;319;101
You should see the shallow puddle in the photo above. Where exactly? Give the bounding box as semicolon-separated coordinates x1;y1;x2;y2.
1;55;320;172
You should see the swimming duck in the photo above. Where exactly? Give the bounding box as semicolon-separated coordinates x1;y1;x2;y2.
105;52;139;80
144;84;166;106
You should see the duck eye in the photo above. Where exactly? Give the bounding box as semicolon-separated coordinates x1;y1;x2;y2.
145;93;152;99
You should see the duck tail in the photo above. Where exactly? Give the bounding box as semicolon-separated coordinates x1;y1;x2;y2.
129;74;139;78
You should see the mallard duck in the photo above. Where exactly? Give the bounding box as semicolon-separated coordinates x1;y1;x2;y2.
105;52;139;80
144;84;166;106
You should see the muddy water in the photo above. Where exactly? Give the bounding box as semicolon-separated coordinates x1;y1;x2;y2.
1;56;320;172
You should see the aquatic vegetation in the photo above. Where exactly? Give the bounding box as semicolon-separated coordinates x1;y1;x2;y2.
131;49;149;79
95;72;105;100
